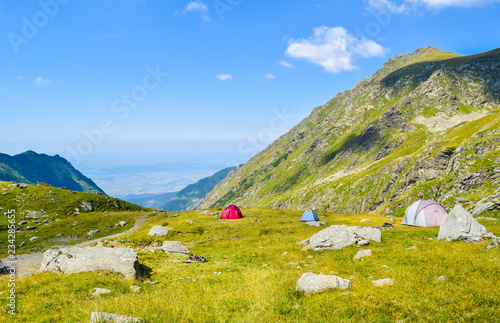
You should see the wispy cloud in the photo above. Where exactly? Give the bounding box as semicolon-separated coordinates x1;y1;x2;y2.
277;60;295;68
181;1;211;21
285;26;387;73
217;74;232;81
367;0;500;13
264;73;276;79
35;77;52;86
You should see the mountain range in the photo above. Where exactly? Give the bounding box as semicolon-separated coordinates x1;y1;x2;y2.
0;151;105;194
200;47;500;215
163;166;236;211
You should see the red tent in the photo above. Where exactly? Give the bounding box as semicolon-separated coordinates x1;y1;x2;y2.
220;205;244;219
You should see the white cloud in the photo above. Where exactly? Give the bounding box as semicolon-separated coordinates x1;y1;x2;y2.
285;26;387;73
17;76;23;79
368;0;500;13
217;74;232;81
35;77;52;86
264;73;276;79
277;60;295;68
182;1;211;21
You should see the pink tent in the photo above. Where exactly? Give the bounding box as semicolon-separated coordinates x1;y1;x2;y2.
220;205;244;220
401;200;447;227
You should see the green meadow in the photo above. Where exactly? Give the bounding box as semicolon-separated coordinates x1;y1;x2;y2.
1;208;499;322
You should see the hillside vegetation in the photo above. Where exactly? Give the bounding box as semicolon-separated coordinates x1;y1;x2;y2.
200;47;500;214
0;181;144;254
0;150;105;194
1;208;498;322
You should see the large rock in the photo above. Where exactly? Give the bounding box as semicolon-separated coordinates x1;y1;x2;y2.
159;241;190;254
90;312;142;323
39;246;140;279
296;272;351;294
81;201;93;212
301;225;382;251
147;225;171;237
353;249;372;260
438;205;495;241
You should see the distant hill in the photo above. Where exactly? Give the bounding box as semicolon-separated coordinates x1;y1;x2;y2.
0;150;105;194
119;192;178;209
163;167;236;211
200;47;500;214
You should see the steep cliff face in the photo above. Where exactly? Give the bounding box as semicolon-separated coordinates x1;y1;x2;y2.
200;47;500;214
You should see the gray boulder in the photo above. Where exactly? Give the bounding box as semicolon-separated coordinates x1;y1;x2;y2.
488;237;499;249
438;205;494;241
471;201;496;215
87;230;99;236
39;246;140;279
147;225;171;237
81;201;93;212
296;272;351;294
90;312;142;323
118;221;127;227
301;225;382;251
91;288;111;296
159;241;190;254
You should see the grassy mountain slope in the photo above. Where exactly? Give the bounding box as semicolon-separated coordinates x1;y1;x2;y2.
0;150;105;194
163;167;236;211
200;47;500;214
0;181;144;253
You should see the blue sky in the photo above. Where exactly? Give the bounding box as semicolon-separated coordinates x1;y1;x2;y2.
1;0;500;195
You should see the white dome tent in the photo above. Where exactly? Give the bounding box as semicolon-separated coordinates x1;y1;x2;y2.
401;200;447;227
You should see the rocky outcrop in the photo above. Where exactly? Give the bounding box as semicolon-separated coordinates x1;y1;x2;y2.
39;246;141;279
296;272;351;294
438;205;495;241
147;226;171;237
301;225;382;251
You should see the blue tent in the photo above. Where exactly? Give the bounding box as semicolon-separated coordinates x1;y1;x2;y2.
300;209;319;221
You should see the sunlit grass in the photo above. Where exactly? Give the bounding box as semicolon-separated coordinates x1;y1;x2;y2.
1;208;499;322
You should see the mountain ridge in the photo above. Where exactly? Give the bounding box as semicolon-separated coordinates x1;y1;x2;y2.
200;46;500;214
0;150;105;194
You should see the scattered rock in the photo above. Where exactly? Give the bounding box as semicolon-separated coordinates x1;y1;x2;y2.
80;201;93;212
301;225;382;251
29;236;38;242
357;240;370;246
455;197;471;203
306;255;313;259
90;312;142;323
438;205;494;241
360;219;370;223
297;239;309;245
199;210;215;215
118;221;127;227
251;220;263;223
282;251;288;256
296;272;351;294
354;249;372;260
406;246;417;250
91;288;111;296
147;226;171;237
185;220;194;224
18;183;28;189
434;276;447;283
180;255;208;263
18;220;28;225
87;230;100;236
381;265;389;268
487;237;499;249
39;246;141;279
372;278;395;287
113;199;121;210
26;226;36;230
379;223;394;230
130;286;141;293
159;241;190;254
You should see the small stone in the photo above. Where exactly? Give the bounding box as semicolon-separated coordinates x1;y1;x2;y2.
296;272;351;294
186;220;194;224
306;255;313;259
262;264;268;267
147;226;171;237
292;304;300;309
90;312;142;323
118;221;127;227
358;240;370;246
87;230;100;236
56;233;63;237
360;219;370;223
91;288;112;296
19;220;28;225
406;246;417;250
29;236;38;242
372;278;395;287
282;251;288;256
381;265;389;268
130;286;141;293
434;276;446;283
354;249;372;260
